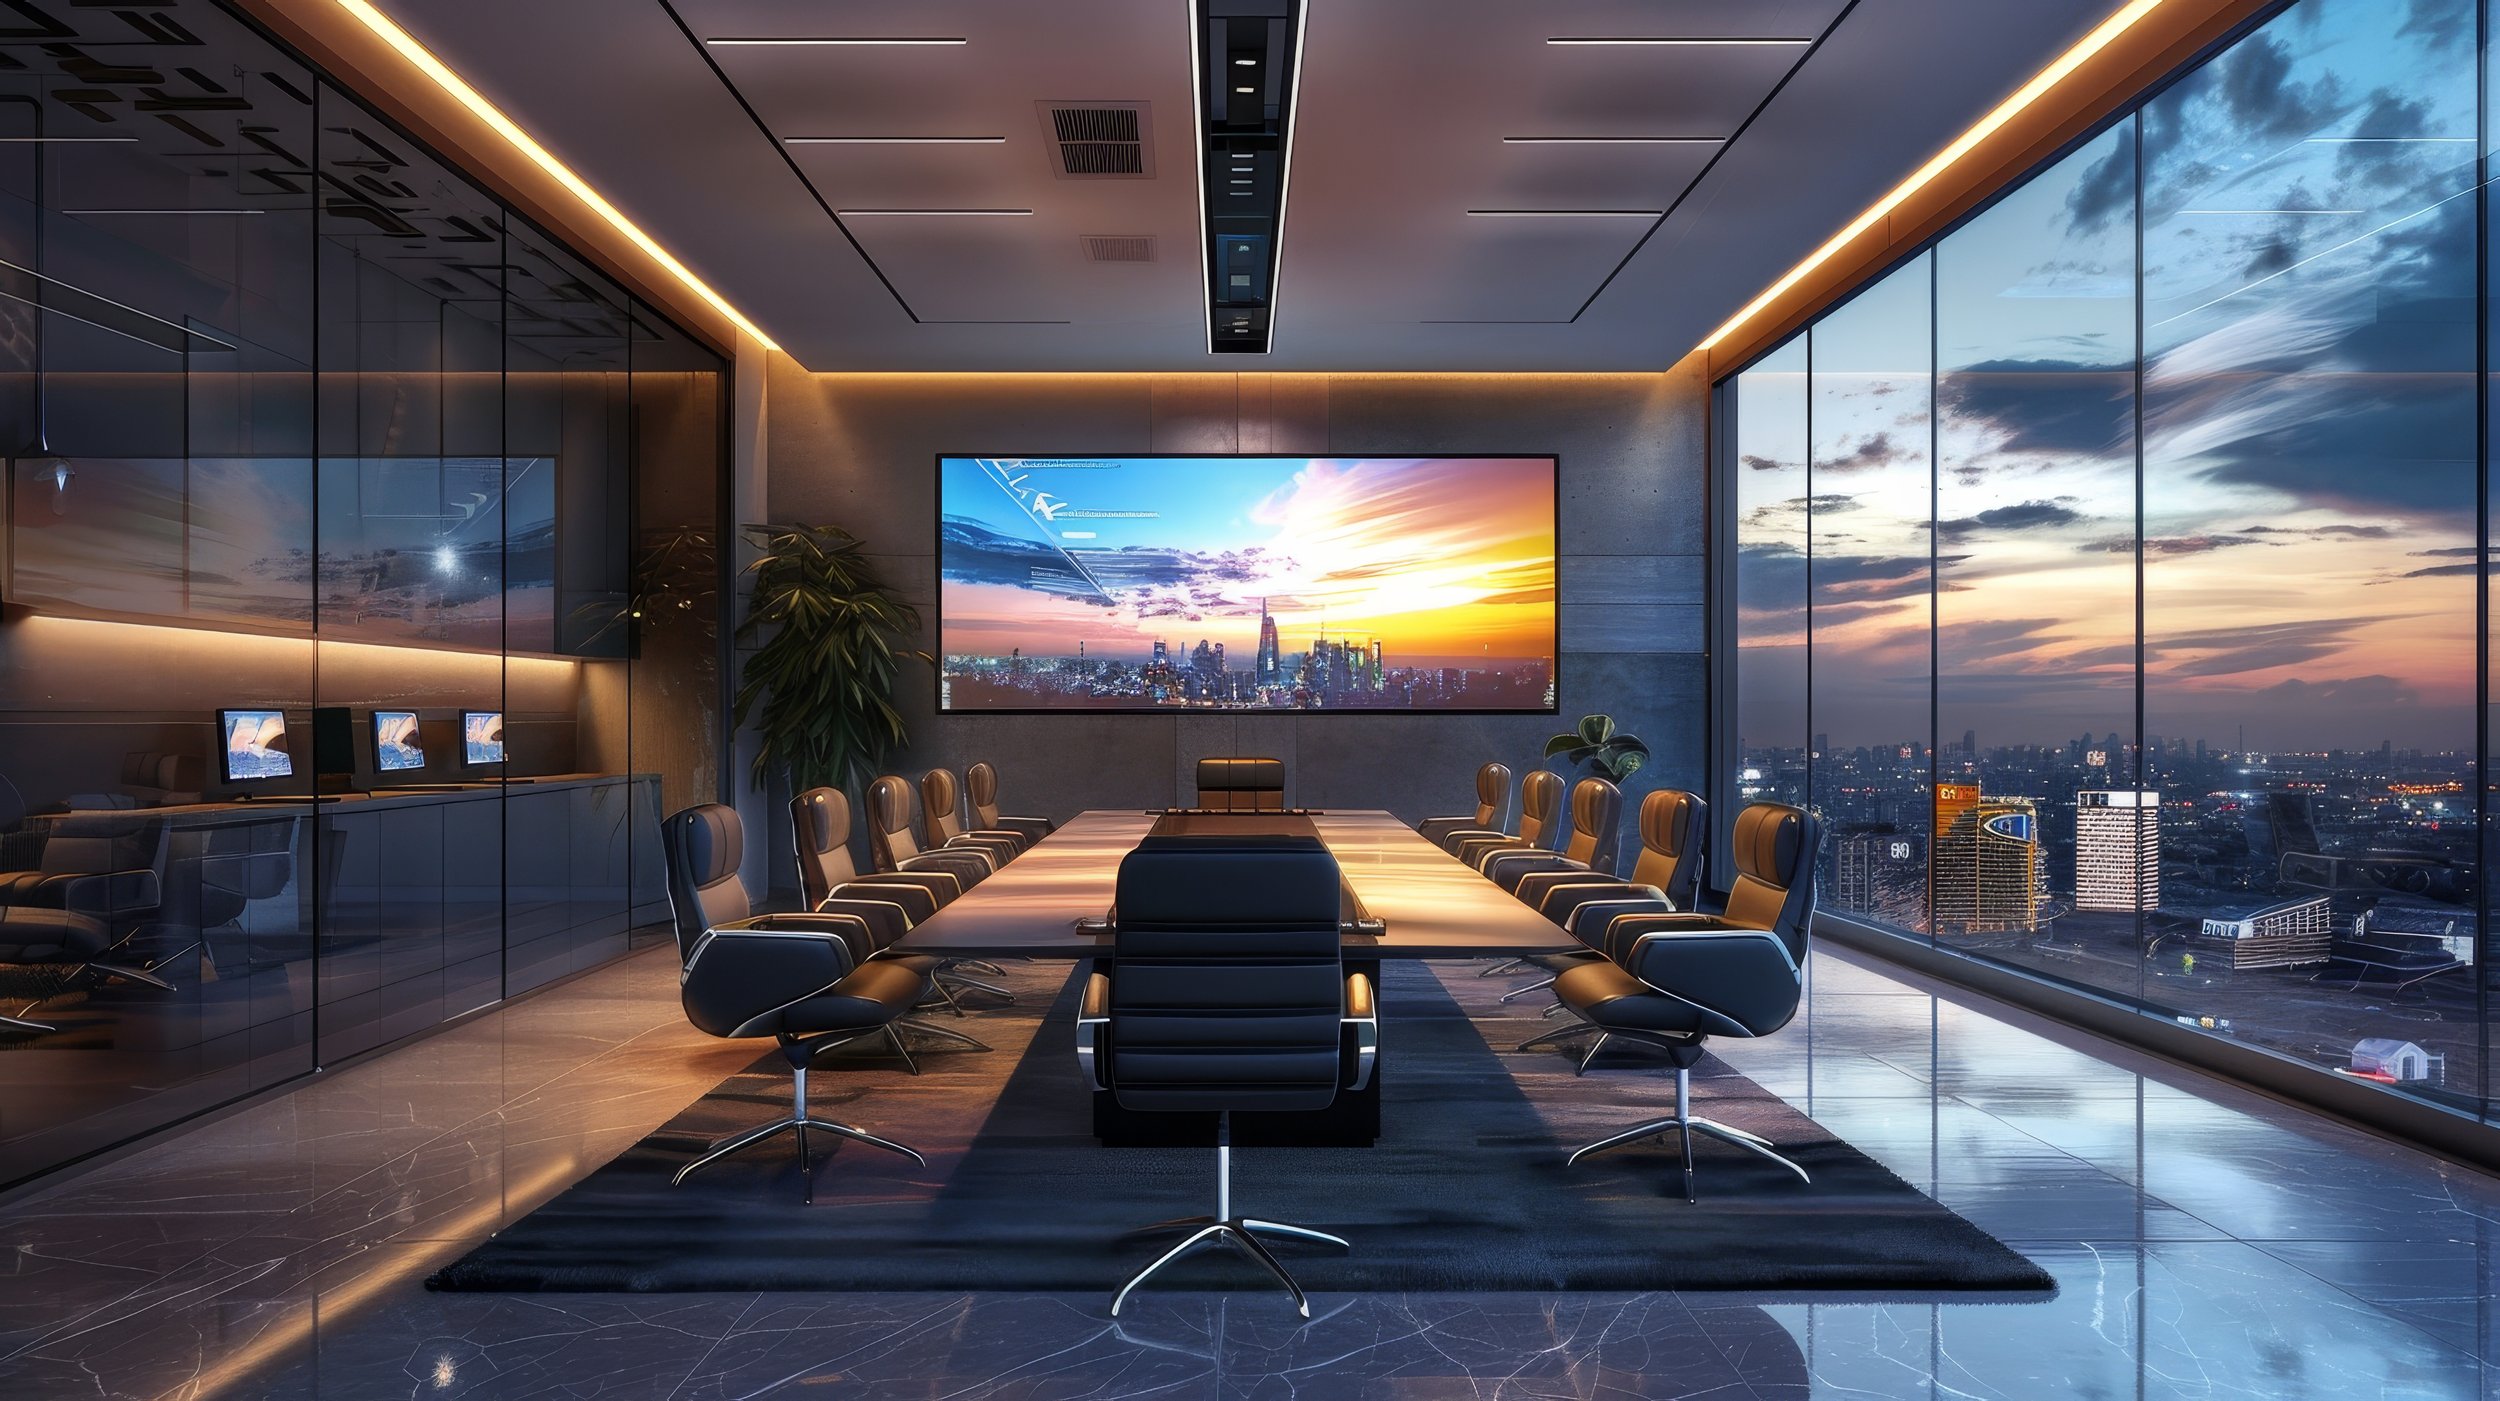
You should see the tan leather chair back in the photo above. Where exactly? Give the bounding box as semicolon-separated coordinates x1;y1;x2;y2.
967;762;1004;827
1627;788;1706;908
790;786;863;907
1721;802;1823;962
1516;769;1563;846
921;768;964;844
1560;776;1621;871
866;775;923;870
1471;762;1511;826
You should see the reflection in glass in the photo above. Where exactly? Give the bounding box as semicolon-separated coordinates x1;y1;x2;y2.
1732;338;1811;845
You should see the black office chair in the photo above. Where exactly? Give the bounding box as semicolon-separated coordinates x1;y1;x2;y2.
1500;789;1707;1005
1540;802;1823;1201
0;780;173;1024
1075;834;1377;1317
965;762;1053;846
864;775;994;889
1417;762;1511;849
1480;775;1620;895
663;803;971;1198
1193;756;1286;812
790;786;1011;1009
920;768;1028;864
1444;768;1562;865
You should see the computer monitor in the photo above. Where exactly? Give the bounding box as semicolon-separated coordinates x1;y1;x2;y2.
373;710;426;773
217;709;295;783
461;710;505;767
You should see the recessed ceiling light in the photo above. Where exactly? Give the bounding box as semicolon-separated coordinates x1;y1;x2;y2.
64;208;267;215
784;136;1006;144
2305;136;2474;143
704;36;967;46
1465;209;1662;217
0;136;137;143
1548;37;1811;46
329;0;779;351
2178;208;2361;215
1502;135;1723;145
1234;58;1256;66
836;208;1035;216
1235;86;1255;93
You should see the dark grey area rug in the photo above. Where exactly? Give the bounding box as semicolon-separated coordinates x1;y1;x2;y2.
431;962;2054;1295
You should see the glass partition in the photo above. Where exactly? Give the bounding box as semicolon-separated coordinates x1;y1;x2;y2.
0;1;725;1190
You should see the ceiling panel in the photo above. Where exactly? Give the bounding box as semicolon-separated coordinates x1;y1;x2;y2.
367;0;2124;369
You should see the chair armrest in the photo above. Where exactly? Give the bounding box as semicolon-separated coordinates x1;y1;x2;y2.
1599;910;1731;963
1554;890;1673;937
810;895;911;951
853;869;961;907
828;877;940;925
1623;926;1803;1037
938;836;1006;869
1075;969;1112;1089
994;815;1054;842
900;851;991;885
1481;850;1583;887
679;923;861;1038
1342;971;1378;1092
20;867;161;917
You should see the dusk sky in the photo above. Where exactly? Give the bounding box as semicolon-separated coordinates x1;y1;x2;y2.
940;455;1557;668
1737;0;2478;757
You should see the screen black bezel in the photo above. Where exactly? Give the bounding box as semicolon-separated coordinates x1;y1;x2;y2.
930;452;1563;717
216;707;295;785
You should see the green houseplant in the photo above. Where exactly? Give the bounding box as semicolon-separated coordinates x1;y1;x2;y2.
1545;713;1650;782
732;523;927;795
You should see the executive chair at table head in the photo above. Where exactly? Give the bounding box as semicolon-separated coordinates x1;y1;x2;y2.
1543;801;1824;1200
1193;756;1286;812
965;762;1053;844
1446;767;1561;865
1417;762;1512;849
865;775;993;888
920;767;1026;863
1076;833;1376;1316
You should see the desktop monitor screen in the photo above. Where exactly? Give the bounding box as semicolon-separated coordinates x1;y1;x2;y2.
936;455;1560;712
461;711;505;766
373;710;426;773
218;709;294;783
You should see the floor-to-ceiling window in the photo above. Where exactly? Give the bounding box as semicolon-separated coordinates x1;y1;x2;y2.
1718;0;2492;1128
0;0;728;1189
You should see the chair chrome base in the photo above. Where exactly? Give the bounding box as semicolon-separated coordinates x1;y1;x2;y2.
874;1017;992;1075
1109;1117;1348;1318
1;1011;56;1034
1477;957;1533;978
1497;974;1558;1003
673;1060;925;1201
1566;1067;1810;1202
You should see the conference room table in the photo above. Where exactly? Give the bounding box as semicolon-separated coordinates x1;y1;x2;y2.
892;808;1585;1143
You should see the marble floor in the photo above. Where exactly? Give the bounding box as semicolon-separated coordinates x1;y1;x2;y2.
1;942;2496;1400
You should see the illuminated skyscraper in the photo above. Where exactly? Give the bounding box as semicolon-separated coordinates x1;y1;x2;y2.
1933;788;2041;935
2075;790;2160;913
1256;599;1281;684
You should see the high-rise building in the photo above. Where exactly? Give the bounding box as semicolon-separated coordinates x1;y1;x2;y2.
1933;790;2041;935
1256;599;1281;684
1369;639;1384;690
2075;790;2159;913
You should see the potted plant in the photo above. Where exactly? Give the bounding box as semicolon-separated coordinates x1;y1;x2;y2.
732;523;927;797
1545;713;1650;783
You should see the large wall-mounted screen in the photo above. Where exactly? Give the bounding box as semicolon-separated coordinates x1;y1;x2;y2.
938;455;1558;712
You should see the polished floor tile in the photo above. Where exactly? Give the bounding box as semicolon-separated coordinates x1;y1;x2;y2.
3;941;2498;1399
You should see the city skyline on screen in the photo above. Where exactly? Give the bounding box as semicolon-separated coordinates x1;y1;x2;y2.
938;455;1557;711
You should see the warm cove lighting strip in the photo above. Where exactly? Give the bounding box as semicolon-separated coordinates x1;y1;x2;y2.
1697;0;2175;354
330;0;780;352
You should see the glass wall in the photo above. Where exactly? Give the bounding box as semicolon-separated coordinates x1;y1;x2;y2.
0;1;726;1187
1718;0;2491;1126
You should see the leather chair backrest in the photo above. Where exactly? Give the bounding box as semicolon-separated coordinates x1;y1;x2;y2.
1471;762;1511;826
1722;802;1823;962
921;768;964;843
41;810;165;878
1194;756;1285;812
663;803;751;960
1627;788;1707;909
790;786;863;908
1560;777;1620;871
866;775;924;868
1110;834;1345;1113
1516;769;1563;847
966;762;1004;828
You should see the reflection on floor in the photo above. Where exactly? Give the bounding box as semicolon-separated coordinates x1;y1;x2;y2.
0;943;2495;1398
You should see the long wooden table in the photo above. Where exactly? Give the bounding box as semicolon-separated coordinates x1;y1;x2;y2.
891;808;1582;961
892;809;1581;1146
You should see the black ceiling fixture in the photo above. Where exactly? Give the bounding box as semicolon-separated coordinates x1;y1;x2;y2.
1196;0;1301;354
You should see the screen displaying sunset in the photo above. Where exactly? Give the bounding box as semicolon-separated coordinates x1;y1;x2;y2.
938;456;1557;712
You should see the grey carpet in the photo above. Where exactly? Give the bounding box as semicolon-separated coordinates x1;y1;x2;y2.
431;962;2055;1295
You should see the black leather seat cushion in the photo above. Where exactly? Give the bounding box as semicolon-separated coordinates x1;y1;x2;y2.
780;958;929;1034
1554;959;1713;1037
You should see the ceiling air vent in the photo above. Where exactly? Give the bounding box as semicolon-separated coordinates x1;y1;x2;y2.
1037;102;1154;178
1083;234;1157;263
